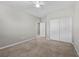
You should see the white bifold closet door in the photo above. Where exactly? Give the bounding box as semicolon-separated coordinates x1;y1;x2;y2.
59;17;72;43
40;22;45;37
49;17;72;43
50;19;59;41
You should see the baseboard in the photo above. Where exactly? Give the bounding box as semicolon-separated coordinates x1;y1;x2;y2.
0;37;36;50
72;43;79;56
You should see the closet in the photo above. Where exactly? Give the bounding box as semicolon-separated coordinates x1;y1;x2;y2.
49;17;72;43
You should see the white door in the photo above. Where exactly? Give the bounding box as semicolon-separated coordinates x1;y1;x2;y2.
50;19;59;41
49;17;72;43
59;17;72;43
40;23;45;37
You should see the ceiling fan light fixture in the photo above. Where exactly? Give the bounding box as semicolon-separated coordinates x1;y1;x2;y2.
33;1;44;8
36;4;40;8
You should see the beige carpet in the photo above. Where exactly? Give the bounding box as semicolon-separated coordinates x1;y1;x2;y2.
0;37;78;57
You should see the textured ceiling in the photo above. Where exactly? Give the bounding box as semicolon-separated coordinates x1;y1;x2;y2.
0;1;75;18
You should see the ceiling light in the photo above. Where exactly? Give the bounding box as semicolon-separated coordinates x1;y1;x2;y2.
36;4;40;8
33;1;44;8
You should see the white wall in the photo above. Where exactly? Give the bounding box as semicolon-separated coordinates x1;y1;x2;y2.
73;2;79;56
41;3;79;56
41;7;74;22
41;7;73;42
0;4;40;47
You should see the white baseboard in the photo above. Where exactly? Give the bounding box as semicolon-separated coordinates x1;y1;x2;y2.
0;37;35;50
72;43;79;56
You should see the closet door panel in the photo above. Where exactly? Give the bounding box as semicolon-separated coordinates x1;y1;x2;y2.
60;17;72;43
49;17;72;43
50;20;59;41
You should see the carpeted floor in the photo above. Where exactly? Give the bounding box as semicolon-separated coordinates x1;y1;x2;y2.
0;37;78;57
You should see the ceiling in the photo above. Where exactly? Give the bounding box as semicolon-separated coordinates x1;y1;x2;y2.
0;1;75;18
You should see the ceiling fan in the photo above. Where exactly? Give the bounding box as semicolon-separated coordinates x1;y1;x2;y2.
33;1;45;8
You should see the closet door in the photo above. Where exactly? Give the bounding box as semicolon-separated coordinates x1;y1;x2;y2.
49;17;72;43
40;23;45;37
50;19;59;41
59;17;72;43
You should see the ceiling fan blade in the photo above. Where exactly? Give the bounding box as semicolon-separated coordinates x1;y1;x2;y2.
32;1;45;5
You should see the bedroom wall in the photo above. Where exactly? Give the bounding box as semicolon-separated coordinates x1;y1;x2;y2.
0;4;40;47
73;2;79;56
41;3;79;56
41;7;74;43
